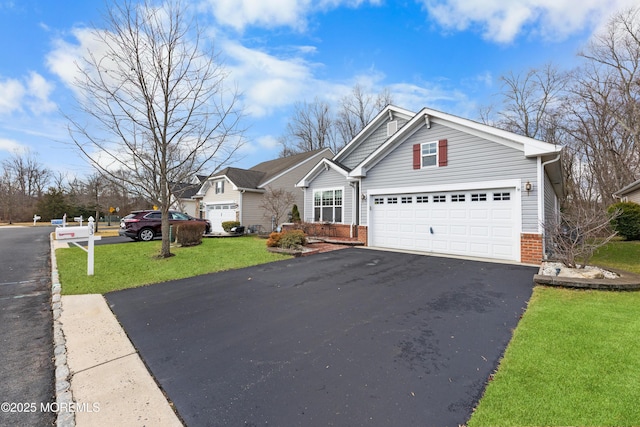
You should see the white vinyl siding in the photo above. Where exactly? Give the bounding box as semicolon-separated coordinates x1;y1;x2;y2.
303;168;350;224
360;123;538;232
339;118;409;169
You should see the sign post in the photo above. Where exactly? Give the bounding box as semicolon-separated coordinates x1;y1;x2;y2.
55;216;101;276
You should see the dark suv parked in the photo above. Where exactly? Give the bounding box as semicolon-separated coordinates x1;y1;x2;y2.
119;210;211;241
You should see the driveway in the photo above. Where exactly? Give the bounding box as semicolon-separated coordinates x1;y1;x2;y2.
0;226;55;427
106;248;536;427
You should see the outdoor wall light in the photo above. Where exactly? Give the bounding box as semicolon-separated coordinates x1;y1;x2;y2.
525;181;532;194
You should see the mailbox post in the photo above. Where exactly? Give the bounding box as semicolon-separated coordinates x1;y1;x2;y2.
55;216;101;276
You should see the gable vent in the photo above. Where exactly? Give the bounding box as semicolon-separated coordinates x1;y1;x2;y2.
387;120;398;137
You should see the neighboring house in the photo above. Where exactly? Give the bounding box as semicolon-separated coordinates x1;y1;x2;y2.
613;178;640;204
195;149;333;233
170;175;207;217
296;105;564;264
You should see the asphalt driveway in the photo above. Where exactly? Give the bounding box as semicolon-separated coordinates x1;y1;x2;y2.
106;248;536;427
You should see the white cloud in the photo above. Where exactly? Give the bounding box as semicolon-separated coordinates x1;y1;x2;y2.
27;72;57;114
204;0;311;32
0;73;57;116
46;28;102;93
0;137;25;153
256;135;281;149
223;40;319;116
0;78;25;114
420;0;639;43
202;0;382;32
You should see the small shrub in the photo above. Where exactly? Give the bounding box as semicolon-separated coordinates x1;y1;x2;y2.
608;202;640;240
291;204;301;223
265;230;307;249
175;222;206;246
221;221;240;232
266;232;282;247
278;230;307;249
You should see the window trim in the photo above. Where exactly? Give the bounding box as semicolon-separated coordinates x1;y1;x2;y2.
312;187;344;223
420;141;438;168
215;180;225;194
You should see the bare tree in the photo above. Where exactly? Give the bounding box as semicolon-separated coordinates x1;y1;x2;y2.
67;0;244;257
489;63;570;142
259;186;297;231
335;84;393;146
281;98;335;156
544;203;619;268
0;149;51;222
568;7;640;204
279;85;393;157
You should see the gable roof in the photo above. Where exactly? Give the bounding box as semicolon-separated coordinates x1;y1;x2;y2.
250;148;332;187
202;148;333;193
350;106;562;178
614;178;640;197
212;167;266;190
333;105;415;164
171;181;202;199
296;158;351;188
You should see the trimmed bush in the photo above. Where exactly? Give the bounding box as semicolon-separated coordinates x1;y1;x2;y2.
266;230;307;249
266;232;282;247
221;221;240;232
278;230;307;249
176;222;206;246
608;201;640;240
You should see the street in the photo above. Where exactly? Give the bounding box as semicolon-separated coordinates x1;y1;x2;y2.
0;226;55;427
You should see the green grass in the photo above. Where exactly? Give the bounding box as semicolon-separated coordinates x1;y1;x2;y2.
591;240;640;274
56;236;292;295
468;286;640;427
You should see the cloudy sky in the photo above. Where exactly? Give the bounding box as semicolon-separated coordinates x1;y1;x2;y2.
0;0;636;178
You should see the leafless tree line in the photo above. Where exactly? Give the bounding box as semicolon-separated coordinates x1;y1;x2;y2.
0;149;148;223
482;7;640;208
279;84;393;156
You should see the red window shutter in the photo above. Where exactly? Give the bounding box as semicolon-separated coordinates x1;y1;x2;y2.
413;144;421;169
438;139;448;167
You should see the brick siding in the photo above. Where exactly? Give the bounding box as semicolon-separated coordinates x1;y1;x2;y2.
521;233;543;265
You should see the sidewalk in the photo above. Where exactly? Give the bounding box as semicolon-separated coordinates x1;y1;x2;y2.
51;238;182;426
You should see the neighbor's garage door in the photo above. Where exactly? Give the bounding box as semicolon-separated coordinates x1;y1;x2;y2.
207;204;237;232
369;189;518;261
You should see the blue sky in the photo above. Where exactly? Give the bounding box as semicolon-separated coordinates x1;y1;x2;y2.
0;0;636;179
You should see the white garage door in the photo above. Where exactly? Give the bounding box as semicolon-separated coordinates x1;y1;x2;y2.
369;188;518;261
206;204;237;232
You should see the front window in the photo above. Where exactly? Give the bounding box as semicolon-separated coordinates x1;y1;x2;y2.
215;180;224;194
313;189;342;223
421;142;437;167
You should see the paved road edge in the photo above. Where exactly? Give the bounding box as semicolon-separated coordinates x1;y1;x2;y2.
50;234;75;427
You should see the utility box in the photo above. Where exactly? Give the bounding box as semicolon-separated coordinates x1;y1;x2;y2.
56;226;90;240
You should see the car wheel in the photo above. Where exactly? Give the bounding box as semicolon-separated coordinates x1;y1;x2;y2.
138;228;155;241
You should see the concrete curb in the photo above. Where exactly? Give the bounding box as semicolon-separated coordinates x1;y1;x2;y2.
50;234;75;427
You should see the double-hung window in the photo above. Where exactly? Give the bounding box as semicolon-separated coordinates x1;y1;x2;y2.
215;180;224;194
421;142;437;167
313;189;342;223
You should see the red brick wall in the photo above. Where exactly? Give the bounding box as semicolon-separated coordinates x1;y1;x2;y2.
357;226;368;245
521;233;543;264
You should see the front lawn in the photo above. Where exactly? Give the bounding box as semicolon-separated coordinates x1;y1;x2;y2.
56;236;292;295
469;238;640;427
590;239;640;274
